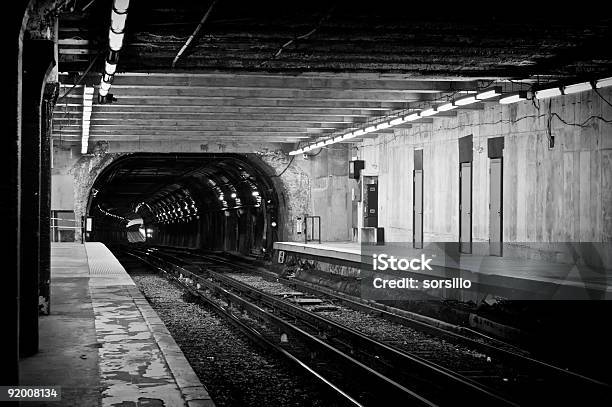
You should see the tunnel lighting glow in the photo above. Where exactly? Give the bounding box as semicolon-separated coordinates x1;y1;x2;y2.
218;195;224;201
499;91;527;104
476;87;502;100
271;221;277;227
535;87;562;99
109;31;125;51
230;192;237;198
595;77;612;89
252;191;259;196
436;102;457;112
454;95;477;106
563;82;593;95
419;108;437;117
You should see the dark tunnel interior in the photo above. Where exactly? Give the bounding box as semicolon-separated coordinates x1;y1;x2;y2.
87;153;282;256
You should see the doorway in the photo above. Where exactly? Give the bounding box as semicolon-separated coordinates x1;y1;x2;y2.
459;162;472;254
489;158;503;256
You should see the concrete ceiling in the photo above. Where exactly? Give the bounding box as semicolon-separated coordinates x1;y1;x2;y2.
52;1;612;149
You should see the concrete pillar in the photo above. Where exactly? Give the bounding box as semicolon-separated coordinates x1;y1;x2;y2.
39;83;59;315
2;1;31;387
20;39;55;357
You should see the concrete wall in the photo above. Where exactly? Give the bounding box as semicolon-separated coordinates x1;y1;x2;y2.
51;141;123;241
302;144;352;242
357;88;612;265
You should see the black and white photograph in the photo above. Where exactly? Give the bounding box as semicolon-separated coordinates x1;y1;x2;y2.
4;0;612;405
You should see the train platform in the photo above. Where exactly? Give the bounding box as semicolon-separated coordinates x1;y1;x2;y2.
273;241;612;300
19;242;215;407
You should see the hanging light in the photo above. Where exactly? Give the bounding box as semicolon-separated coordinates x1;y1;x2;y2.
454;95;478;106
419;108;437;117
535;87;562;99
563;82;593;95
595;77;612;89
436;102;457;112
499;91;527;104
476;87;502;100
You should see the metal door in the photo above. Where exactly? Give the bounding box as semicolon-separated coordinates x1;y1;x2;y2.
413;170;423;249
460;162;472;253
365;184;378;227
489;158;503;256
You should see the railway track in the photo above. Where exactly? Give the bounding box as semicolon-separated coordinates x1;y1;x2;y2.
134;246;611;405
123;246;528;406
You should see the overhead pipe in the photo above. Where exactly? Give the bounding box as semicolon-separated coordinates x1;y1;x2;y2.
98;0;131;103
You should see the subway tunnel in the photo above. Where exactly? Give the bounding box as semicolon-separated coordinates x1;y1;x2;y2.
8;1;612;404
87;153;282;256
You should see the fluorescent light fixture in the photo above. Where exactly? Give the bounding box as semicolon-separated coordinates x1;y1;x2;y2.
105;61;117;75
376;122;392;130
342;132;356;140
499;91;527;104
113;0;130;13
419;108;437;117
230;193;237;198
324;138;334;145
535;87;562;99
436;102;457;112
288;149;300;156
563;82;593;95
595;77;612;89
354;129;366;136
315;141;325;147
455;95;477;106
109;31;124;51
389;117;405;126
405;113;420;121
364;125;377;133
476;87;502;100
111;11;127;33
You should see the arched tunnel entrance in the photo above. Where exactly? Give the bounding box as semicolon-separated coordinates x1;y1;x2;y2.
86;153;283;257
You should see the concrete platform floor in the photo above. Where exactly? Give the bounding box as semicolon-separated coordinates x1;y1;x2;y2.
19;242;215;407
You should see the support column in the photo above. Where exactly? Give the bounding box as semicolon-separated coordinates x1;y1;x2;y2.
39;83;59;315
2;2;31;386
20;39;55;357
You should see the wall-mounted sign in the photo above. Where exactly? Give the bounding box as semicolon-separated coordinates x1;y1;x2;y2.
278;250;286;264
